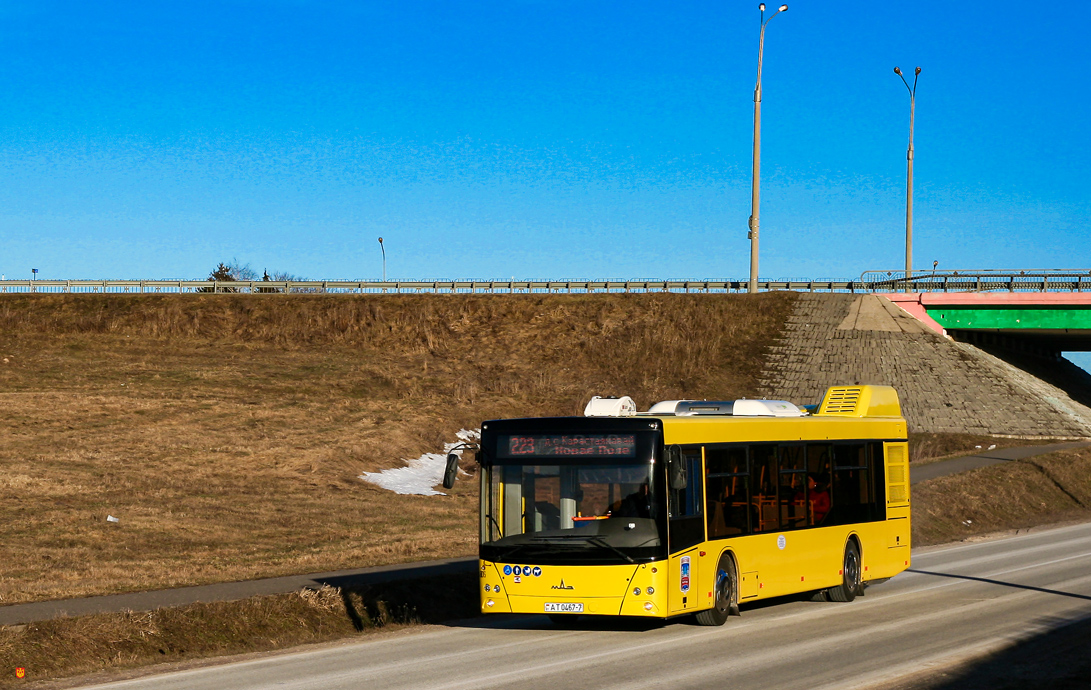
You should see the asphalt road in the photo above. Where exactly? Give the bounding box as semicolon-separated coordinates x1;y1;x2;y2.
78;521;1091;690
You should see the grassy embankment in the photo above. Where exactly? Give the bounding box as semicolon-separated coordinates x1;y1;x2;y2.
0;292;794;604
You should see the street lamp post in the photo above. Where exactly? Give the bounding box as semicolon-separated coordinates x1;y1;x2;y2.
377;237;386;282
894;66;920;292
748;3;788;294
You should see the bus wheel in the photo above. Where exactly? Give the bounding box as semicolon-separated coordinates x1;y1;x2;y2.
828;540;861;603
696;553;737;626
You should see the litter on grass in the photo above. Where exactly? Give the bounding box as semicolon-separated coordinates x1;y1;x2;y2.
361;428;480;496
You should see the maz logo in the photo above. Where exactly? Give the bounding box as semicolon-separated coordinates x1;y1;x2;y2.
551;579;574;590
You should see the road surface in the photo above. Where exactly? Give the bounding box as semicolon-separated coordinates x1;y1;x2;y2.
78;521;1091;690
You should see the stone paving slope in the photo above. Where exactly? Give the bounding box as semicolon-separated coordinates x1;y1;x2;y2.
759;293;1091;437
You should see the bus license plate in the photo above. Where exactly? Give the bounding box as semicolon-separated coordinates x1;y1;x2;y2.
544;602;583;613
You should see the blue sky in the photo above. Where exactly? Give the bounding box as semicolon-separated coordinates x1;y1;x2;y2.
0;0;1088;284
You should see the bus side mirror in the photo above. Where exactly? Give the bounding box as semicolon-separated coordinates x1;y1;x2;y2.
442;453;459;489
667;445;687;490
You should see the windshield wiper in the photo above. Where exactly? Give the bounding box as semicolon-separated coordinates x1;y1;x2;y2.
484;513;503;539
531;534;635;563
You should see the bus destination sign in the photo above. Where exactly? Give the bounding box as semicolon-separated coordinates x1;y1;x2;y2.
500;434;637;458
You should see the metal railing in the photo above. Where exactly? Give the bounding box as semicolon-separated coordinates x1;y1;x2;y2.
0;270;1088;295
860;269;1091;293
0;279;866;294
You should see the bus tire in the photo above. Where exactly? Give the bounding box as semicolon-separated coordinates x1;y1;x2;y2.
695;553;737;626
828;540;861;603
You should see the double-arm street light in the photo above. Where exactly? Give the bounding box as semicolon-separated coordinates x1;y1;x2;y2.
748;3;788;294
894;66;920;292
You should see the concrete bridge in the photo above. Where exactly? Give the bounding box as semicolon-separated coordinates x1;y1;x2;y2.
884;293;1091;356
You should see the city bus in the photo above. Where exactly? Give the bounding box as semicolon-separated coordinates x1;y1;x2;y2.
450;385;910;625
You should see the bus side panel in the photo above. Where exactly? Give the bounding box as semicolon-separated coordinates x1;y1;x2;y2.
709;529;846;602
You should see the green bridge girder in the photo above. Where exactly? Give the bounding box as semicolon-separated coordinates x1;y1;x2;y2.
925;305;1091;353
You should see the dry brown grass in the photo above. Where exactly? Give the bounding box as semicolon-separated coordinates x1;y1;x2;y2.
0;572;479;688
912;446;1091;546
0;292;795;604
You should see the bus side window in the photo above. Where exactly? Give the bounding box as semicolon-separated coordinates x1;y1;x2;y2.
829;444;869;526
778;445;807;530
706;446;749;539
806;444;833;526
750;445;778;532
870;442;886;520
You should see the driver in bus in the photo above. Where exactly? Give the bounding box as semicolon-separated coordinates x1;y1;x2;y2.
612;481;652;519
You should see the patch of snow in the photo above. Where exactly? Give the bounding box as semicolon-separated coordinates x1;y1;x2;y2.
360;428;480;496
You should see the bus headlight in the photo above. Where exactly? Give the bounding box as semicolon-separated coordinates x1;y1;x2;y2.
632;587;641;596
643;602;654;611
486;599;495;607
646;586;655;594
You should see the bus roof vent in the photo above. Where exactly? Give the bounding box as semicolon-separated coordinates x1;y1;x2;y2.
675;401;735;416
584;396;637;417
819;387;862;415
731;399;807;417
642;400;691;415
815;385;902;418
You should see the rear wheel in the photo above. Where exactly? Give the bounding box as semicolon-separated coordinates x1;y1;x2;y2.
696;553;738;626
828;540;862;603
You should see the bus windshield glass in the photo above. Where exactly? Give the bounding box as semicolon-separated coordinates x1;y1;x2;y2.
480;459;666;565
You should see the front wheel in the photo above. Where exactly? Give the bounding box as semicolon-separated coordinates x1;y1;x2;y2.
828;540;862;603
696;553;738;626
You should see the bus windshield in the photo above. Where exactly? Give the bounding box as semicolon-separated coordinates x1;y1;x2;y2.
481;461;667;565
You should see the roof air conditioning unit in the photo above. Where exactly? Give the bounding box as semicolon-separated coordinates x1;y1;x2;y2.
584;396;637;417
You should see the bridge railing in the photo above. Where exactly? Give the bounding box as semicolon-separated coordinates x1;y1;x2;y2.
0;271;1088;295
860;269;1091;293
0;279;870;294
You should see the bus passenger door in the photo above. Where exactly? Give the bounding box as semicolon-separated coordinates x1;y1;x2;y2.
668;448;705;614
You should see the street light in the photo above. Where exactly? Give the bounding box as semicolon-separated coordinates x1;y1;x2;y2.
894;65;921;292
377;237;386;282
748;3;788;294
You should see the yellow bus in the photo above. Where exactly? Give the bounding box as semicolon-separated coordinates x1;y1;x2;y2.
457;385;910;625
